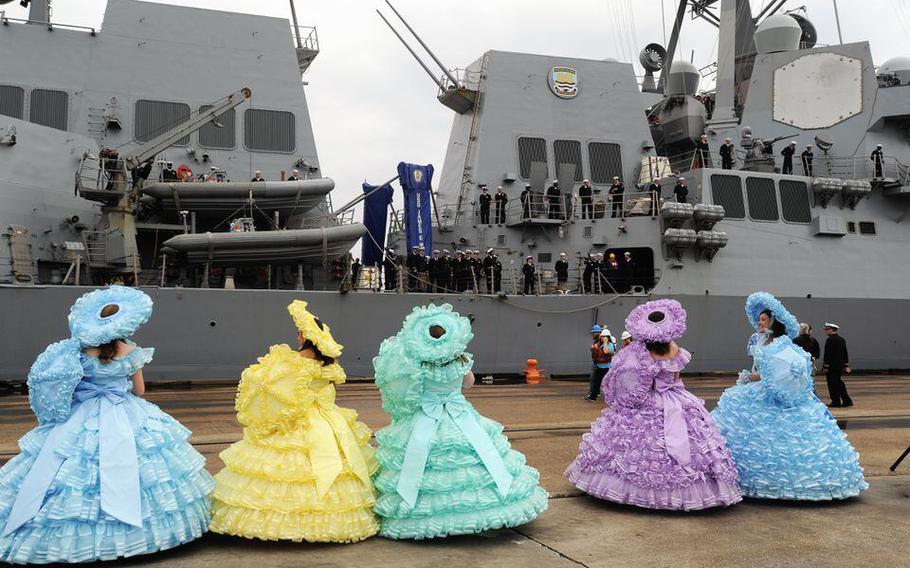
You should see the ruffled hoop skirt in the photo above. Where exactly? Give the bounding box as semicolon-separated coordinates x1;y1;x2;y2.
0;398;213;564
566;398;742;510
712;383;868;500
209;411;380;543
373;411;548;539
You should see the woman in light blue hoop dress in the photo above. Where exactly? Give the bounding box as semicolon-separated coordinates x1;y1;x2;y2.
711;292;868;500
0;286;213;564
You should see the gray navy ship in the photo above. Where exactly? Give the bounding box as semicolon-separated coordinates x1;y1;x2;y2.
1;0;909;380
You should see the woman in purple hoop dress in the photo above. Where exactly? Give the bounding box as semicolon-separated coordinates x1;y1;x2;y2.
565;299;742;510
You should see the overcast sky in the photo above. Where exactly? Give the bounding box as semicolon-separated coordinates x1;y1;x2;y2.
9;0;910;223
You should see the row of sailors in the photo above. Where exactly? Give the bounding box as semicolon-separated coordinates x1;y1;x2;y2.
370;248;641;295
381;247;504;294
477;177;690;224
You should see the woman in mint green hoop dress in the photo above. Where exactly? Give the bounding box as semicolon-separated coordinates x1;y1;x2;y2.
371;304;548;539
0;286;213;564
711;291;868;500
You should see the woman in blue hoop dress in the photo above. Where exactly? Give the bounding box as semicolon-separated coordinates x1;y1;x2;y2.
0;286;213;564
711;292;868;500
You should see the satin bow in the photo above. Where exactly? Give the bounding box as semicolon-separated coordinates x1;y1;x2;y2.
396;391;513;509
654;379;693;467
3;380;143;536
307;384;371;497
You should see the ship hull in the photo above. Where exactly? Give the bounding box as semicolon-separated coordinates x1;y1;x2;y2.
0;286;905;380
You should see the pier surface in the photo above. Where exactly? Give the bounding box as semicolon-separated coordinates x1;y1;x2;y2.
1;375;907;567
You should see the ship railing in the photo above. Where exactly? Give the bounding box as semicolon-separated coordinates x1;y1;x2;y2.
0;10;98;35
76;153;129;194
291;25;319;52
358;259;654;297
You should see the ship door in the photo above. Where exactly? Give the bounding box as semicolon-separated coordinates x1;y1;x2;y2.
604;246;654;293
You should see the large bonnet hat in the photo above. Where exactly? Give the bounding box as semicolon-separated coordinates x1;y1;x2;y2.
398;303;473;365
68;285;153;347
288;300;343;358
745;291;800;338
625;299;687;343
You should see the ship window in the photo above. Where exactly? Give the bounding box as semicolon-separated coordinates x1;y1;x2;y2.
588;142;623;184
517;137;547;180
583;226;593;238
198;106;235;149
859;221;876;235
847;221;856;233
710;174;745;219
244;109;296;152
497;234;505;246
537;252;552;263
779;180;811;223
29;89;68;131
553;140;583;182
0;85;24;120
134;100;191;144
746;177;779;221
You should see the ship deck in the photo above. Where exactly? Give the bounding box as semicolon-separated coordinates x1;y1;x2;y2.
1;375;908;567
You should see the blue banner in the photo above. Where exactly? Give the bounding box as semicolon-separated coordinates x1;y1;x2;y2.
398;162;434;253
361;182;393;267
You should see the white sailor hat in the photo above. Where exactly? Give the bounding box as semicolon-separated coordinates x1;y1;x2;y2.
497;185;503;190
790;140;797;145
824;322;840;329
612;176;620;180
526;255;533;259
433;249;440;253
487;248;494;253
877;144;883;148
678;177;686;181
583;178;590;183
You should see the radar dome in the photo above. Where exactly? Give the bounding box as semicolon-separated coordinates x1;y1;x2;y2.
879;56;910;84
665;61;700;96
755;14;802;54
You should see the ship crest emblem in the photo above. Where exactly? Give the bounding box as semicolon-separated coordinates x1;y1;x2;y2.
413;169;424;183
549;66;578;99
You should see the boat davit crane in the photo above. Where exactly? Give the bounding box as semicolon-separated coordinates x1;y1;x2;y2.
76;87;253;282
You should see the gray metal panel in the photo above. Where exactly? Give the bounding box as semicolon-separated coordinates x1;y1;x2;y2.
779;179;811;223
553;139;582;181
29;88;68;130
244;109;295;152
588;142;623;184
517;136;547;180
0;85;24;119
198;106;235;149
745;176;779;221
710;174;745;218
134;100;190;144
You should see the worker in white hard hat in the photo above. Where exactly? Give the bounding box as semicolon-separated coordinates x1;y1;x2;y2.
620;330;633;348
585;328;617;401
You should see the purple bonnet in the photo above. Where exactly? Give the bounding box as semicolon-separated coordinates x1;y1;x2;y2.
625;299;687;343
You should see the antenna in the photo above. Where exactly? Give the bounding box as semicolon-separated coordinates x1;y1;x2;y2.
383;0;460;89
289;0;302;49
376;10;445;91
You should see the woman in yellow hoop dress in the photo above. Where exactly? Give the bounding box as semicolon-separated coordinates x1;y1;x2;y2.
209;300;379;542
